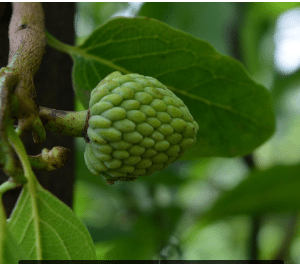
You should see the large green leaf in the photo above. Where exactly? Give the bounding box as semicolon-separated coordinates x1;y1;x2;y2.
203;164;300;222
70;17;275;157
7;183;96;260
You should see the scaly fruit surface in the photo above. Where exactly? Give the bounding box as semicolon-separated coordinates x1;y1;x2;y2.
84;71;198;184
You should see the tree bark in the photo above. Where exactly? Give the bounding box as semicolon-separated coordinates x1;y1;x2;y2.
0;3;75;216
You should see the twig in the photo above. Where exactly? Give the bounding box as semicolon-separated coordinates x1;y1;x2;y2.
0;3;47;184
274;214;298;261
248;214;260;260
6;3;46;142
8;3;45;75
243;154;255;169
243;154;260;260
0;69;26;183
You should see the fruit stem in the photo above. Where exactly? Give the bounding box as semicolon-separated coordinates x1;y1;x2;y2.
39;106;89;138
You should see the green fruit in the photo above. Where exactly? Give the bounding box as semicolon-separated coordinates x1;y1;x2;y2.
84;71;199;184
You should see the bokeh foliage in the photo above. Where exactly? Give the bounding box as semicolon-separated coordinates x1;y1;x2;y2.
74;2;300;261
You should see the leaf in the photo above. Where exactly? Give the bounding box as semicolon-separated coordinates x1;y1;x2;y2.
0;203;23;264
203;164;300;222
0;230;23;264
138;2;235;55
0;228;23;264
7;183;97;260
71;17;275;157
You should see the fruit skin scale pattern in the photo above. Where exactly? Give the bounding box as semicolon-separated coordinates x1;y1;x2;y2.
84;71;199;184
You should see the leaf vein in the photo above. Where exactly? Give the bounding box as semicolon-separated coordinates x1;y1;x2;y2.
39;219;72;260
167;84;258;124
27;243;37;259
7;190;30;228
18;216;34;245
38;192;93;256
91;61;101;81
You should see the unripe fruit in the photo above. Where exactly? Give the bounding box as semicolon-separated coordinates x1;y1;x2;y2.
84;71;199;184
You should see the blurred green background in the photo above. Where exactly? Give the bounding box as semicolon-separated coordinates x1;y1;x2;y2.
73;2;300;261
